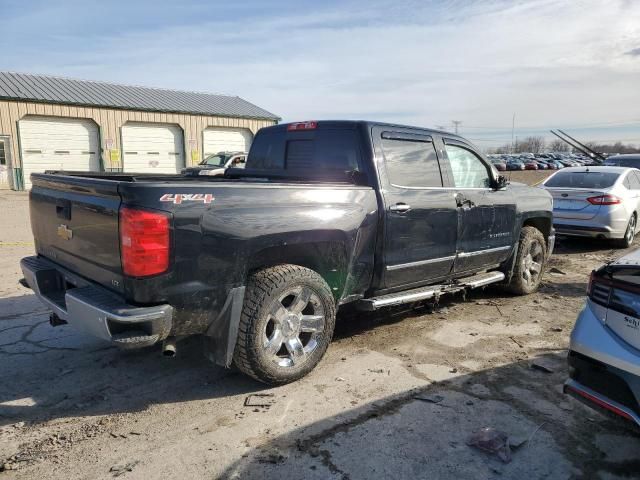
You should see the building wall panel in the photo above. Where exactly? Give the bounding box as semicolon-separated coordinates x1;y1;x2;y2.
0;100;276;189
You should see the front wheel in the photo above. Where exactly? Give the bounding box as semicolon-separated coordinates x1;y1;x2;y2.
233;265;336;385
504;226;547;295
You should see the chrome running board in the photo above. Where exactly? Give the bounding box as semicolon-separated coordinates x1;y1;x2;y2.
357;271;505;311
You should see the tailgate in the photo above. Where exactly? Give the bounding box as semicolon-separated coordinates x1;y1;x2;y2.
29;174;124;293
547;188;602;220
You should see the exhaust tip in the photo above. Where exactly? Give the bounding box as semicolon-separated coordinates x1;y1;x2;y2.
163;347;176;358
162;337;177;357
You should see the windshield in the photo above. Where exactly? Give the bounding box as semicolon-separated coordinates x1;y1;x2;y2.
544;171;620;189
201;154;229;167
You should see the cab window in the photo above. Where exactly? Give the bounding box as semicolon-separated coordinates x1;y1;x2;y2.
381;136;442;188
445;144;492;188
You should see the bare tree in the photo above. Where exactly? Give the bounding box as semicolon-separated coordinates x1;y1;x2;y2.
589;141;640;154
515;136;545;154
548;139;571;152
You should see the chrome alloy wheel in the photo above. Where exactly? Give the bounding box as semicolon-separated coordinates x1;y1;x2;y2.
262;286;326;368
522;239;544;287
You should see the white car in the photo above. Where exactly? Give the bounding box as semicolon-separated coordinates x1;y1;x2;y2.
182;151;247;177
541;166;640;248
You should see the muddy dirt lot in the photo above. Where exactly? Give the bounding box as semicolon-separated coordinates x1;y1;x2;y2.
1;177;639;479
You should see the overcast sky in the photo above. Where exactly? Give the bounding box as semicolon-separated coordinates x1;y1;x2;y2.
1;0;639;148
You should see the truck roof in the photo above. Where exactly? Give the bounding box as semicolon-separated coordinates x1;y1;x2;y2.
268;120;465;141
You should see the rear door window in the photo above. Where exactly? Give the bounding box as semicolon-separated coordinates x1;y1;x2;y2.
630;171;640;190
544;171;620;188
380;134;443;188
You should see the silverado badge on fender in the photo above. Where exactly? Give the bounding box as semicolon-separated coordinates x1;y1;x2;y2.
57;224;73;241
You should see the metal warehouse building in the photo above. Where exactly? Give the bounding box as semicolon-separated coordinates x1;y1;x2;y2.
0;72;279;190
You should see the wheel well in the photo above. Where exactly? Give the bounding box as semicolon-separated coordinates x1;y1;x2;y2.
523;217;551;244
246;242;348;299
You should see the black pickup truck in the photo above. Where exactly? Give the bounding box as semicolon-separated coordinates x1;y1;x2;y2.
21;120;554;384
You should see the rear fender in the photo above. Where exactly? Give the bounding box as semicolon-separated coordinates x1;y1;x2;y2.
203;239;349;368
246;239;350;300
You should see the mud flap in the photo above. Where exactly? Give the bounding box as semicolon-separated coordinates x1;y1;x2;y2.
501;242;519;285
203;286;246;367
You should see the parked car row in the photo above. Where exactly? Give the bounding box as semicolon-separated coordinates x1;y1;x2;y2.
487;152;601;171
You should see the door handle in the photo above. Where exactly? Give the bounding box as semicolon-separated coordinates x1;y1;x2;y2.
455;194;475;209
389;203;411;213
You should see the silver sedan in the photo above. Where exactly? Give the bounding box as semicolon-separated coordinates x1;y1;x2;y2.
540;166;640;248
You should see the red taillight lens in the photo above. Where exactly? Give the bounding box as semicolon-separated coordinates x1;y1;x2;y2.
587;194;621;205
287;121;317;131
120;207;170;277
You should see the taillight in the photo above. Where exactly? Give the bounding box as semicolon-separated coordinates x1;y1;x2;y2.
588;271;614;309
287;121;317;131
587;194;621;205
120;207;170;277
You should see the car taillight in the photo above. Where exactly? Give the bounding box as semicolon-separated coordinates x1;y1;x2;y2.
120;207;170;277
587;194;621;205
587;271;595;296
287;121;317;131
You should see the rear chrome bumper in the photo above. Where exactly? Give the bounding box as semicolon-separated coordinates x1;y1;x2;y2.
20;256;172;348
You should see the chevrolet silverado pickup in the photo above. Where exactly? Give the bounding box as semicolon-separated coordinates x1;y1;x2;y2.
21;120;555;384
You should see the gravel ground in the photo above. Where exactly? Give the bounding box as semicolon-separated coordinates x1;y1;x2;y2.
1;175;639;479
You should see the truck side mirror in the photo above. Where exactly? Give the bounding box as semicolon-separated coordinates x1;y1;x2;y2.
493;175;509;190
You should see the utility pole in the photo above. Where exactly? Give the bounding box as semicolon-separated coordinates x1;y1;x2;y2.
451;120;462;135
511;113;515;153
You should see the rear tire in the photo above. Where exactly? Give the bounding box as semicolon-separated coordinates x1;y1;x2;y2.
614;213;636;249
504;226;547;295
233;265;336;385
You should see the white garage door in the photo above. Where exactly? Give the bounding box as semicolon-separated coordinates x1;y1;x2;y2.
19;116;100;189
122;123;184;174
203;127;253;157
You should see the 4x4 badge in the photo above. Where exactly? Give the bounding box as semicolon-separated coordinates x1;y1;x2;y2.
57;224;73;241
159;194;214;205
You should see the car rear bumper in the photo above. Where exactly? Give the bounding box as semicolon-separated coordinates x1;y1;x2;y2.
20;255;173;348
565;301;640;426
553;220;626;239
553;207;629;239
564;378;640;427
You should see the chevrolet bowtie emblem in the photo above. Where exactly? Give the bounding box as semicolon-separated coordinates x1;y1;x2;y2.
57;224;73;241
